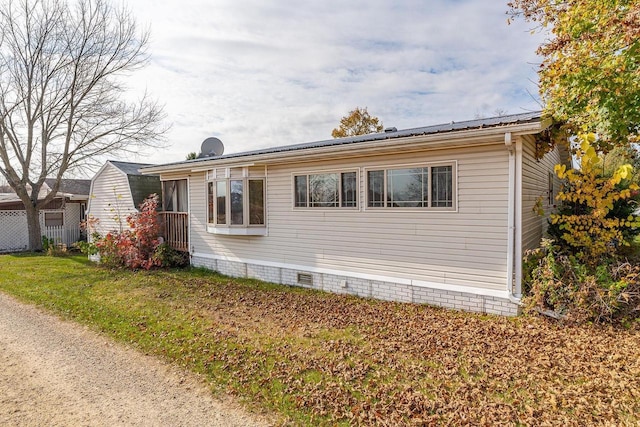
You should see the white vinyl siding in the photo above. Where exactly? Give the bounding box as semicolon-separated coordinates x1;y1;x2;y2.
86;163;137;236
188;143;510;292
521;135;564;253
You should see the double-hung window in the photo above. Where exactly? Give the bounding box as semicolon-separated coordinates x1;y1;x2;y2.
207;170;266;235
293;171;358;208
366;163;455;209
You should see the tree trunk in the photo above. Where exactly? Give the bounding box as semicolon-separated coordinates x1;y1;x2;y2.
25;204;43;251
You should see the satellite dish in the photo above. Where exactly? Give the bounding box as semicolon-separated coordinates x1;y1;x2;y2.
198;137;224;158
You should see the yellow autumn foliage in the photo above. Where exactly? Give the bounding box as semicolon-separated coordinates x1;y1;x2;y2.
551;134;640;264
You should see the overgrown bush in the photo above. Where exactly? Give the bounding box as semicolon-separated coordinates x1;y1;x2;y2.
524;134;640;324
523;240;640;323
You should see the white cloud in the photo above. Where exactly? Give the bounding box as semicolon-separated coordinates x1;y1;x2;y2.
120;0;545;164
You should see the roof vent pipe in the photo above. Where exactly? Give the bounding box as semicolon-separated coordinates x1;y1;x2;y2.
384;127;397;133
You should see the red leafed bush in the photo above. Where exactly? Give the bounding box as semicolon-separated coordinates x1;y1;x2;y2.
95;194;162;270
124;194;162;269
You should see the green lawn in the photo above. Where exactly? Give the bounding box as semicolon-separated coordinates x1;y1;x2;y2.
0;253;638;426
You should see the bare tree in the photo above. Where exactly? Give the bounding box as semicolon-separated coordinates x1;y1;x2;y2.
0;0;166;250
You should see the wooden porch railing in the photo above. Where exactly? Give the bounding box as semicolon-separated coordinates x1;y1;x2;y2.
159;212;189;252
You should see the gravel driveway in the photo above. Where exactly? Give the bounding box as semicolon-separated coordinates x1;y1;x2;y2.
0;293;271;427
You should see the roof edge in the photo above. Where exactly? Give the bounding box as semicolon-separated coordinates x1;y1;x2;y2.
142;111;542;174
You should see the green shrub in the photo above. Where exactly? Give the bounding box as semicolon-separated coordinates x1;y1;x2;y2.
41;235;67;256
41;235;55;252
76;232;100;256
152;243;189;268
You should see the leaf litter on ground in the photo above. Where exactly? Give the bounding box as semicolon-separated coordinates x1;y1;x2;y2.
0;255;638;426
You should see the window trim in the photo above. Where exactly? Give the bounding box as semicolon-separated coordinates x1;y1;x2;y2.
291;169;360;210
206;175;266;234
363;161;458;212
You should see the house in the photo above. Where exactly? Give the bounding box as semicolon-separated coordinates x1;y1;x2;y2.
0;178;91;252
87;160;163;236
140;111;568;316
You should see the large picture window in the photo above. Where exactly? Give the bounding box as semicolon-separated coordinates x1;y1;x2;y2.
294;171;358;208
207;177;265;229
387;168;429;207
366;163;455;209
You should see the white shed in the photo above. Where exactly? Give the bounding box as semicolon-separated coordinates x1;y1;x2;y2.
87;161;161;236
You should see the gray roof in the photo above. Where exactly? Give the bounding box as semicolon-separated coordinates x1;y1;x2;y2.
109;160;155;176
44;178;91;196
152;111;542;169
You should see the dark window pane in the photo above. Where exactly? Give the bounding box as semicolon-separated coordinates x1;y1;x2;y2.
386;168;427;207
341;172;357;207
230;180;243;225
294;175;307;207
163;181;176;211
367;170;384;207
309;173;339;207
207;182;214;223
216;181;226;224
249;180;265;225
164;179;188;212
431;165;453;207
44;212;63;227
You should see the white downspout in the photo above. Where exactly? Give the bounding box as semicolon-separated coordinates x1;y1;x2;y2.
504;132;519;303
514;138;523;299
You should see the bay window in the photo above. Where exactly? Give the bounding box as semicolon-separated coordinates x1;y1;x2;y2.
208;175;265;234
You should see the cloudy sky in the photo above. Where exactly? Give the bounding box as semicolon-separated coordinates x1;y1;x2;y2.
123;0;545;165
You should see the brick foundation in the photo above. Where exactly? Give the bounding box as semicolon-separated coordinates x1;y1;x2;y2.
191;255;520;316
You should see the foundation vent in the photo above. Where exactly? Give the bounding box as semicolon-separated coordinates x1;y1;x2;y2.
297;272;313;286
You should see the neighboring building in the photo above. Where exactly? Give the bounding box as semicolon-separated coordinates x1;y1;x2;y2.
87;161;162;236
0;178;91;252
141;112;569;316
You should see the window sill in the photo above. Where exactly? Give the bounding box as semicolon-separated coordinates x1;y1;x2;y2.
206;225;267;236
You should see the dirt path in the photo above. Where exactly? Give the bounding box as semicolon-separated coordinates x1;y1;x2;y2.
0;293;272;427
